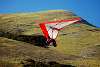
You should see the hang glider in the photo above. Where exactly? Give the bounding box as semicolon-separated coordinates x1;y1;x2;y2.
39;18;81;39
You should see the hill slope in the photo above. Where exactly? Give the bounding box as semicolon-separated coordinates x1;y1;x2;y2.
0;10;78;35
0;10;100;67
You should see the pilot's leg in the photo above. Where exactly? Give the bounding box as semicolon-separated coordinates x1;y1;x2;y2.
47;39;57;47
52;39;57;47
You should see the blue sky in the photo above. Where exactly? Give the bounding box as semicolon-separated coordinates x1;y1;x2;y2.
0;0;100;27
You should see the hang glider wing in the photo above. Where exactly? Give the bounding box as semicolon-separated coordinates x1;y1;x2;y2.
40;18;81;39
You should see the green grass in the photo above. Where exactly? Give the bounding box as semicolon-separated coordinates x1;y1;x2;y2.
0;10;100;67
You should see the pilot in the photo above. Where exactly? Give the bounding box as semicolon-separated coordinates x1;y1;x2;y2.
46;36;57;47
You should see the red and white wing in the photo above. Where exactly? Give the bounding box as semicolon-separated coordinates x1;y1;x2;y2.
40;18;80;39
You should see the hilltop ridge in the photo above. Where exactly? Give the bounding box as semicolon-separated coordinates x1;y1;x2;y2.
0;10;79;36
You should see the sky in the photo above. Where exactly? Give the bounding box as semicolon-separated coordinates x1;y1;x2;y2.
0;0;100;27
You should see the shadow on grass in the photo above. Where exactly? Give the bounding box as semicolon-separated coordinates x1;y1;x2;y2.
0;31;48;48
21;59;75;67
14;35;48;48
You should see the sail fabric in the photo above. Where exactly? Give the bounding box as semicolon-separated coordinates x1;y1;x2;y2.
40;18;80;39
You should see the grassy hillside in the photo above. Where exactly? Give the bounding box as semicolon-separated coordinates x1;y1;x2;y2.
0;10;100;67
0;10;78;35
